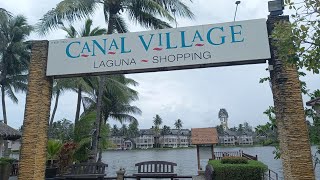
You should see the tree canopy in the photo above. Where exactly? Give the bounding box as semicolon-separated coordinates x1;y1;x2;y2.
272;0;320;74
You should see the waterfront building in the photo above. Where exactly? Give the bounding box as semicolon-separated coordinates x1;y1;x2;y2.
0;121;21;157
218;130;237;146
135;129;154;149
160;129;191;148
109;128;191;149
237;131;254;145
110;136;125;149
218;130;254;146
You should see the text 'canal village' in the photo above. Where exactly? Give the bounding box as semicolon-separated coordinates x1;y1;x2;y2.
67;23;241;70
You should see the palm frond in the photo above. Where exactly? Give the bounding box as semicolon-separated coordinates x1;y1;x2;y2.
114;14;128;33
127;9;171;29
81;18;93;37
90;27;107;36
153;0;195;19
126;0;174;21
61;25;78;38
109;113;138;124
36;0;98;35
5;86;18;103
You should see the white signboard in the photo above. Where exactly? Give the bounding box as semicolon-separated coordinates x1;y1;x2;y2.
47;19;271;76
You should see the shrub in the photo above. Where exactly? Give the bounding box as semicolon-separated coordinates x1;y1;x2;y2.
0;157;15;165
58;142;77;174
209;160;268;180
221;156;248;164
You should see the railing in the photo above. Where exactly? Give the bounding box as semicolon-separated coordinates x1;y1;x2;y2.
242;152;258;160
263;169;279;180
104;175;193;180
214;150;243;160
214;150;258;160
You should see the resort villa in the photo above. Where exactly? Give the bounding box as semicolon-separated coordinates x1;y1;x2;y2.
217;109;254;146
0;121;21;157
110;129;192;149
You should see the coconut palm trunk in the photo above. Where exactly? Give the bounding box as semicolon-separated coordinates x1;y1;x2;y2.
92;76;106;162
177;130;180;147
74;86;82;125
93;15;118;161
1;85;7;124
1;85;10;157
49;90;60;127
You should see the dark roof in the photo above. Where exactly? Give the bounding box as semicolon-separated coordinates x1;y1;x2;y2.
306;97;320;106
238;131;254;136
138;129;191;136
167;129;191;136
219;130;254;137
139;129;154;135
0;122;22;140
223;130;237;136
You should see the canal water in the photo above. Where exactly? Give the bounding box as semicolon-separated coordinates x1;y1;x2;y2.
102;146;320;179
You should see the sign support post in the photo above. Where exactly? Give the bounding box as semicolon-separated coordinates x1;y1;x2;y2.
196;145;200;170
18;41;53;180
267;16;315;180
211;145;215;160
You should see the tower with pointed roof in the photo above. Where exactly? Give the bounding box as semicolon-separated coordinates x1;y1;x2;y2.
218;108;229;131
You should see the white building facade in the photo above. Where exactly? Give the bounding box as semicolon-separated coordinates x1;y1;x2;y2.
109;129;191;149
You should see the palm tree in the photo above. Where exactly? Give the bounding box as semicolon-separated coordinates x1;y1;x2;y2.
60;19;107;125
128;120;139;138
174;119;182;147
120;124;128;137
47;139;62;167
37;0;194;162
1;75;28;124
36;0;194;36
81;75;141;124
161;125;170;147
0;13;32;125
238;124;244;133
153;114;162;148
153;114;163;130
50;79;71;127
0;8;12;54
111;124;120;136
81;75;141;161
174;119;183;129
0;12;32;158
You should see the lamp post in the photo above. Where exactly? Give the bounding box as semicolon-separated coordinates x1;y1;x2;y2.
234;1;241;21
171;8;177;28
268;0;284;16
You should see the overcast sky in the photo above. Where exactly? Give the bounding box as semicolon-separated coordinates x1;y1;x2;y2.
0;0;318;130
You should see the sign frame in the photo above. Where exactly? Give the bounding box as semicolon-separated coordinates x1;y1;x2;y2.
47;18;271;78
